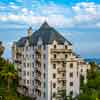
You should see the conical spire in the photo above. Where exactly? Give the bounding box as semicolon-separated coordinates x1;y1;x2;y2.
28;27;32;36
40;21;51;29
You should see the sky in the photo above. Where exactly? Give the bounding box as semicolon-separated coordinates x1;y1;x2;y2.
0;0;100;59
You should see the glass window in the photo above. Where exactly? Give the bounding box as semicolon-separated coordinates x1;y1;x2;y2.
65;45;67;49
70;72;73;77
54;54;56;58
65;54;67;58
53;64;56;69
70;63;73;68
70;82;73;86
54;45;56;48
27;72;29;76
27;80;29;84
53;73;56;79
53;83;56;88
70;91;73;96
53;92;56;97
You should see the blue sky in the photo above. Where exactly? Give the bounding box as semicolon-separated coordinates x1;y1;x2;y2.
0;0;100;59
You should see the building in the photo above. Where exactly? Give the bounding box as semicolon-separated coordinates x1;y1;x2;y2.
12;22;90;100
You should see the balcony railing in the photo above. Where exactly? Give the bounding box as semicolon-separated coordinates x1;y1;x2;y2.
57;78;66;82
15;60;21;64
34;75;41;81
51;58;67;62
57;86;66;91
34;84;41;90
16;52;22;56
35;48;41;54
57;68;66;72
35;56;41;62
51;48;72;53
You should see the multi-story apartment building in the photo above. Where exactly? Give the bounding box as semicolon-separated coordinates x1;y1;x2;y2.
12;22;90;100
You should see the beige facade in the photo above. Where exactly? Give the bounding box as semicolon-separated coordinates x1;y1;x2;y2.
12;22;90;100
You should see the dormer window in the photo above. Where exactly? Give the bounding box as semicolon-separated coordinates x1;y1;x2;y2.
65;45;67;49
54;45;56;49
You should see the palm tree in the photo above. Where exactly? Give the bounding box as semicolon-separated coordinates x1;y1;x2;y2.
0;63;17;91
0;41;4;57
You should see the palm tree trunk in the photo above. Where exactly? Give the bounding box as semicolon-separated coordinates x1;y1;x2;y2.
7;79;11;91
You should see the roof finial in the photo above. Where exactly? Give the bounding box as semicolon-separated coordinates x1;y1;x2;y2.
41;21;50;29
28;27;32;36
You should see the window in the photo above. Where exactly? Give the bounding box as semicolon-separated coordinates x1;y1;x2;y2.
70;63;73;68
44;82;46;88
44;45;46;50
44;92;45;98
44;64;46;69
53;64;56;69
43;54;46;59
27;80;29;84
70;91;73;96
53;92;56;97
23;71;26;76
70;72;73;77
32;63;34;68
24;80;26;84
23;63;26;68
44;73;45;78
53;73;56;79
27;72;29;76
54;54;56;58
54;45;56;48
81;69;83;72
32;80;34;86
70;82;73;86
32;54;34;59
53;83;56;88
65;45;67;49
27;63;29;67
87;69;89;73
65;54;67;58
63;73;65;77
32;72;34;77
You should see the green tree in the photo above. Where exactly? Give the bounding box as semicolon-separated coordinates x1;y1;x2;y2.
0;63;17;91
0;41;4;57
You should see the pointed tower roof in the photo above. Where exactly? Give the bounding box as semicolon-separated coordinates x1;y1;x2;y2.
16;22;72;47
31;22;72;45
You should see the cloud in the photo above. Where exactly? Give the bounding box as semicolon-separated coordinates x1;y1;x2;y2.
0;1;100;29
96;23;100;28
72;2;100;14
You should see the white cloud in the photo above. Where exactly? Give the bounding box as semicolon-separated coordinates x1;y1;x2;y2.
0;1;100;29
96;23;100;28
72;2;99;14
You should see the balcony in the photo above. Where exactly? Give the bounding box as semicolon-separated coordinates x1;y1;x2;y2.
34;75;41;81
15;60;21;64
51;58;67;63
51;48;72;53
35;88;41;96
16;52;22;56
35;78;41;84
35;56;41;62
35;66;41;72
57;78;66;82
34;84;41;90
35;48;41;54
57;68;66;72
35;68;41;75
57;86;66;91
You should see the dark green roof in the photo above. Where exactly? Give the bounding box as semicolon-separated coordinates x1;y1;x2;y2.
16;22;72;47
